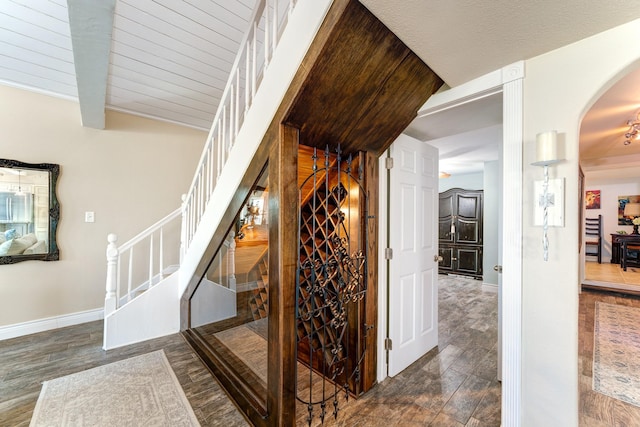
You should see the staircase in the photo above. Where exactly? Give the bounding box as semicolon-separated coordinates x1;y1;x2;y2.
103;0;334;350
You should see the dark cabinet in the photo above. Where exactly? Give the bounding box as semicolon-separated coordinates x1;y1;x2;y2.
438;188;483;279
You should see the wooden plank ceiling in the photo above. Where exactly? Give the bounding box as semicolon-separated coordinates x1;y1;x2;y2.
0;0;257;130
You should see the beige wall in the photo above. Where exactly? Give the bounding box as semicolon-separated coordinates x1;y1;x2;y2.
522;19;640;426
0;85;205;327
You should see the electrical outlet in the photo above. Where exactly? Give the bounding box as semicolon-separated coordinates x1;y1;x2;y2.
85;211;95;223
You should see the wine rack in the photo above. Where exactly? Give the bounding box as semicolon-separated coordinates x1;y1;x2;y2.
295;146;368;426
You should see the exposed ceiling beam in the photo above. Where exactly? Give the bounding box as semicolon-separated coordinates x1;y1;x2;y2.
67;0;116;129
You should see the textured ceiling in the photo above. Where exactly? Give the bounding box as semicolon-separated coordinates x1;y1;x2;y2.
359;0;640;88
361;0;640;174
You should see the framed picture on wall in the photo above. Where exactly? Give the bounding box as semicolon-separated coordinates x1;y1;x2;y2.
585;190;601;209
618;195;640;225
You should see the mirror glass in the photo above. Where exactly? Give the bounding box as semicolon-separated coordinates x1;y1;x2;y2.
0;159;59;264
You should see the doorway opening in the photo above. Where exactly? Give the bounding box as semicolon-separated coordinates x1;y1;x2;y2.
580;65;640;295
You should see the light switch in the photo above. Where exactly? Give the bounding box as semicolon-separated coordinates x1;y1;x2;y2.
85;211;95;223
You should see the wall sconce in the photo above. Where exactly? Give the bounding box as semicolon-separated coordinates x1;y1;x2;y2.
532;131;563;261
624;202;640;234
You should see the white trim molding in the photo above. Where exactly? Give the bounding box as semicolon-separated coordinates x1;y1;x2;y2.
0;308;103;341
501;60;525;427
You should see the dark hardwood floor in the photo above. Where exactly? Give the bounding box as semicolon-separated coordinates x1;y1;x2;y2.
0;322;247;427
312;275;501;427
580;289;640;426
0;275;500;426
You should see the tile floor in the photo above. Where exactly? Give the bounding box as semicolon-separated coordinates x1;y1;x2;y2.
0;274;500;426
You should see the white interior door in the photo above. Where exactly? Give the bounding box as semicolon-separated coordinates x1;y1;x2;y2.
388;134;439;377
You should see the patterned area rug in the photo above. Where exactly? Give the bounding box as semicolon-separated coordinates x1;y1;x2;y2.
593;301;640;407
30;350;200;426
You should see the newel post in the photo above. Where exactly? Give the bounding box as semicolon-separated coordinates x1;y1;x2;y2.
105;233;118;316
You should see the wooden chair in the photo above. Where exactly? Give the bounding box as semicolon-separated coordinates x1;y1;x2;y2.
621;238;640;271
585;215;602;264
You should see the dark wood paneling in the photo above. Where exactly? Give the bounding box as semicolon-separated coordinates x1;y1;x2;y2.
341;53;443;156
284;0;443;157
266;124;299;425
362;151;378;392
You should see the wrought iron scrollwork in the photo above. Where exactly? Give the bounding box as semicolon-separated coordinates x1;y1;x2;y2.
295;145;368;425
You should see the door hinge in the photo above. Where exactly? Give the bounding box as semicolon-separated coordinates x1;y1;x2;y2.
385;157;394;169
385;247;393;260
384;337;393;350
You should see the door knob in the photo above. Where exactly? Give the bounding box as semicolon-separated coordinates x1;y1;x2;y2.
494;265;503;273
434;255;443;262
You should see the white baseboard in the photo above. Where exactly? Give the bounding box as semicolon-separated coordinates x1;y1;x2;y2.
0;308;104;341
482;283;499;293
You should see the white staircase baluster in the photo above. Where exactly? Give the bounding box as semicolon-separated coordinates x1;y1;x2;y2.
149;233;154;287
127;247;134;302
230;85;235;146
105;233;118;316
159;227;164;278
180;194;187;263
264;0;270;68
252;21;257;100
235;68;240;138
245;45;250;114
217;126;222;178
272;0;278;55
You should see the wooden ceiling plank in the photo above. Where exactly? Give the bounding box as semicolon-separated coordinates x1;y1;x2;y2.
0;55;75;85
153;0;245;41
1;13;72;50
24;0;69;22
107;75;218;112
107;85;216;120
182;0;253;30
112;29;232;79
106;93;213;129
110;40;229;88
107;63;222;105
4;1;70;35
0;29;72;63
0;67;76;97
116;0;240;57
0;40;74;75
108;55;222;95
112;9;236;67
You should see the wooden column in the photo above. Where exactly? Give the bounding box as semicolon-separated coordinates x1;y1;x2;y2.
267;124;299;425
362;151;379;391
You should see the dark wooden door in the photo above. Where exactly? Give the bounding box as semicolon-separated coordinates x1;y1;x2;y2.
438;188;483;279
